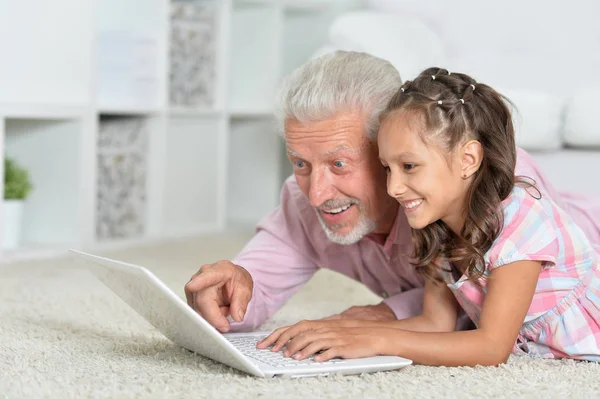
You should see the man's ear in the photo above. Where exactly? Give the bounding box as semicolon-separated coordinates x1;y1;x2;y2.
460;140;483;179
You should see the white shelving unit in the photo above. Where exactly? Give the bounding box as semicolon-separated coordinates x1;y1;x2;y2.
0;0;365;261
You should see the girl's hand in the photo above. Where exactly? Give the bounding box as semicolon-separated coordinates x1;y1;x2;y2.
279;326;390;362
256;319;376;353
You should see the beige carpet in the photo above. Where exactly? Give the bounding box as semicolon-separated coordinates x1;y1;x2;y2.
1;231;599;398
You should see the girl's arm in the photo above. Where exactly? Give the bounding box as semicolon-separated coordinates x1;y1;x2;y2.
258;277;459;352
336;260;542;366
384;277;460;332
279;260;541;366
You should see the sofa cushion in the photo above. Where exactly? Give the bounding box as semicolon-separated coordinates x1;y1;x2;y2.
531;150;600;195
497;88;564;151
328;11;446;81
366;0;600;97
563;87;600;147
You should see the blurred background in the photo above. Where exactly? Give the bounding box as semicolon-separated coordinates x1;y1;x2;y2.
0;0;598;261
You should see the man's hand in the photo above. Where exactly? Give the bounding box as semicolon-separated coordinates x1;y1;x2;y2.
321;303;397;321
184;260;253;333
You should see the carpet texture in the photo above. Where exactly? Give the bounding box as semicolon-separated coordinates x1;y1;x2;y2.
1;231;599;398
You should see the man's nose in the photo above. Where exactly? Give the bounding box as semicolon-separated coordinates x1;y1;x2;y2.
308;167;334;207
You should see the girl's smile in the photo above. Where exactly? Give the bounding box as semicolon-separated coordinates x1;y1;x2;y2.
378;110;473;233
400;198;424;211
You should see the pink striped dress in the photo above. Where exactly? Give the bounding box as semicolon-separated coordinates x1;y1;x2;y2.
442;185;600;361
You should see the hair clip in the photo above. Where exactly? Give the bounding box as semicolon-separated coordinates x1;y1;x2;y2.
460;99;465;104
400;88;405;92
470;84;476;91
437;100;443;105
432;75;436;80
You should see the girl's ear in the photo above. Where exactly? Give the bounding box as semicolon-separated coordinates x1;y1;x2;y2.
460;140;483;179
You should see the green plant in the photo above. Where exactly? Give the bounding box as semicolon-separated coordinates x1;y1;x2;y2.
4;157;33;200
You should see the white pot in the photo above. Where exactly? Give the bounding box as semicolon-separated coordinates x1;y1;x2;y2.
3;200;24;250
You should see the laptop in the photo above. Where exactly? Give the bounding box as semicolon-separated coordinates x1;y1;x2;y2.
69;249;412;378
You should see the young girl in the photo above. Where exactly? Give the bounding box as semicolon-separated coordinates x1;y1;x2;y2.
256;67;600;366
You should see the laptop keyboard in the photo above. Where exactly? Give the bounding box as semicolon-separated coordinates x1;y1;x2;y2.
226;335;347;367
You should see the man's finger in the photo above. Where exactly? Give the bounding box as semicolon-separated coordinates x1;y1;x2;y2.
229;289;252;322
185;269;227;293
220;306;231;318
185;270;204;307
194;291;230;332
185;285;194;308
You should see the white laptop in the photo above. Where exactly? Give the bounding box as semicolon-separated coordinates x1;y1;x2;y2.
69;249;412;378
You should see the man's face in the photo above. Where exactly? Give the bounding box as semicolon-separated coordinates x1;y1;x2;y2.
285;112;397;245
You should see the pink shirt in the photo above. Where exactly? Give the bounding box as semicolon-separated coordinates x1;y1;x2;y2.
442;185;600;360
230;148;600;331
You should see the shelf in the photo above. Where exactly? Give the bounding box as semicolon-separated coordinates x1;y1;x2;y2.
232;0;364;11
227;118;283;226
160;115;224;236
169;1;220;109
96;116;150;241
229;5;281;113
0;1;93;107
95;0;165;114
95;0;166;110
234;0;277;6
169;107;223;117
0;103;88;120
0;0;364;259
3;118;85;247
283;0;365;12
97;106;161;116
229;108;274;118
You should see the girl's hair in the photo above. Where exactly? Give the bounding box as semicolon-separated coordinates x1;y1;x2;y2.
380;67;523;281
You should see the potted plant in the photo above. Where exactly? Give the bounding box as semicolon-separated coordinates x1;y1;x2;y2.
3;157;33;249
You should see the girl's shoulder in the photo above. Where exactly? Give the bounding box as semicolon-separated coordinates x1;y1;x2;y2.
499;184;550;229
485;185;561;270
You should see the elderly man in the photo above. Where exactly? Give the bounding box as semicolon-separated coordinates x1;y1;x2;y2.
185;51;600;333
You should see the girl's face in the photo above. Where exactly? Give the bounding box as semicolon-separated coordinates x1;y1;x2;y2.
378;110;472;234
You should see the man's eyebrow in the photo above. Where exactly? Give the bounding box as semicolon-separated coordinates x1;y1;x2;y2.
287;148;303;158
321;145;354;157
287;146;356;159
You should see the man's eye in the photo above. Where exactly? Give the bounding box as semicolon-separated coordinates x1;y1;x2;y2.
294;160;306;168
333;160;345;168
403;163;416;171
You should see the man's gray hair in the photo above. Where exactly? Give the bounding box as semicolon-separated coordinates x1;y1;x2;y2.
275;51;401;141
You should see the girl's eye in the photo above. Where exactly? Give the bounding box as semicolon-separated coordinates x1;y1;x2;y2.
295;160;306;168
403;163;416;171
383;165;391;173
333;160;345;168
